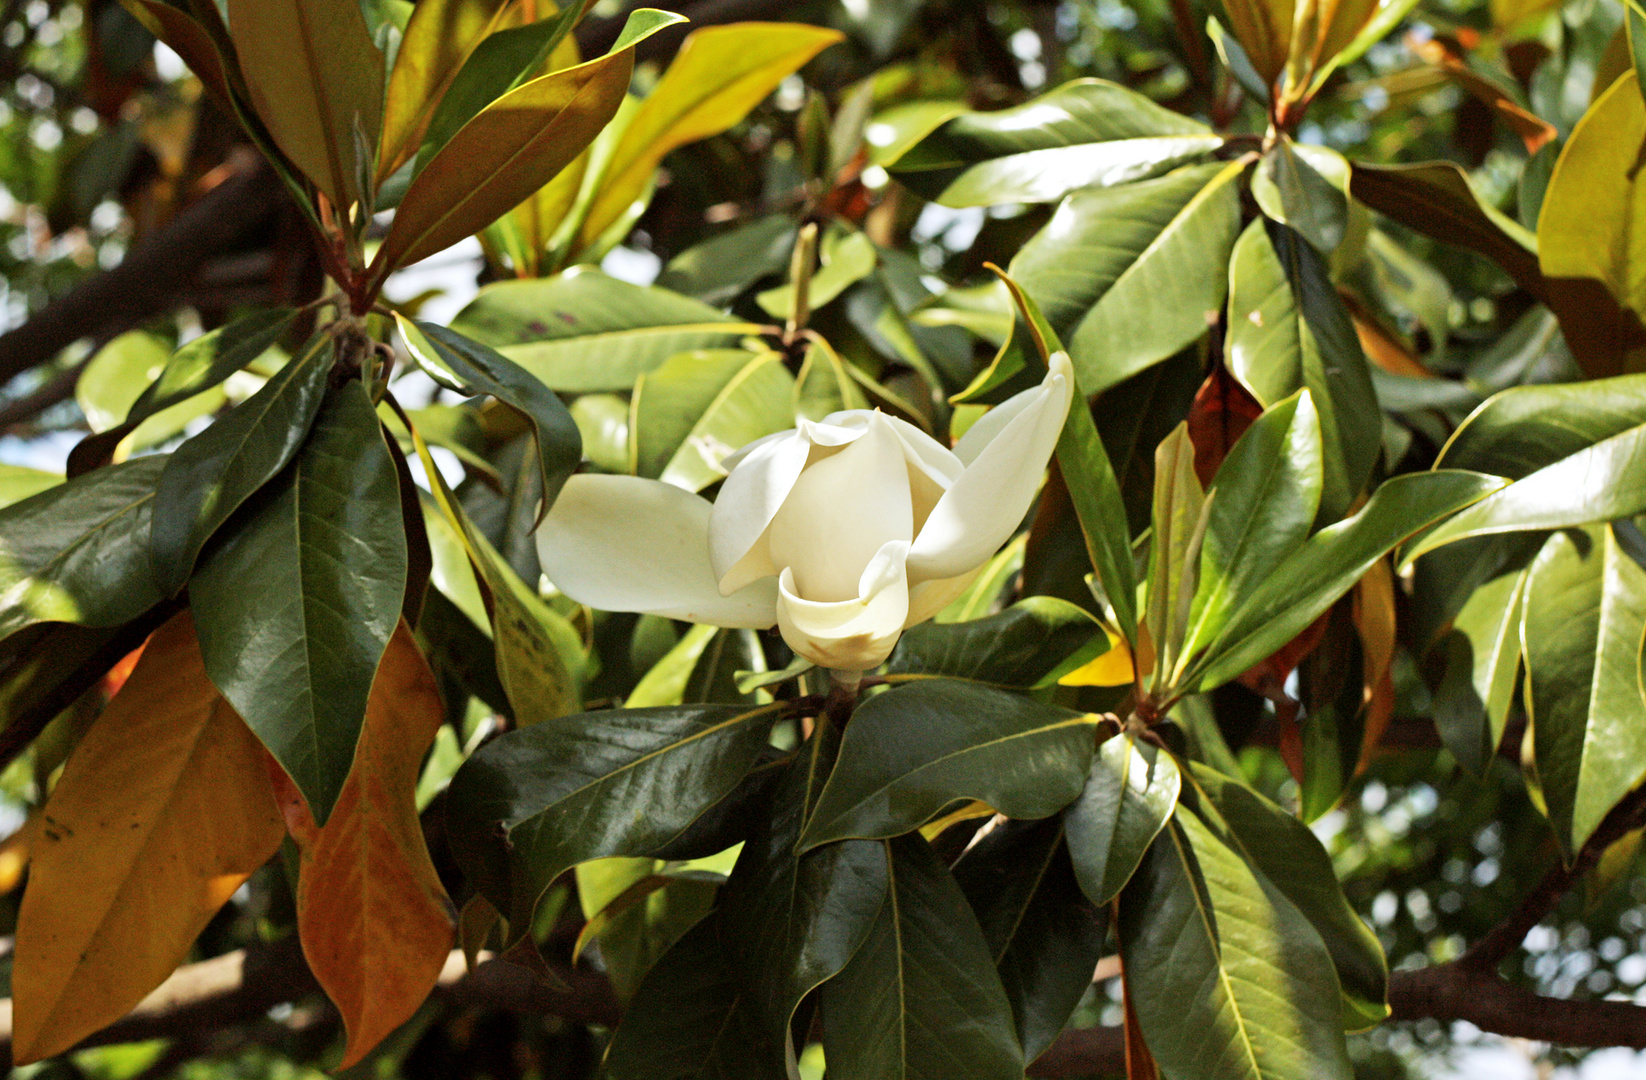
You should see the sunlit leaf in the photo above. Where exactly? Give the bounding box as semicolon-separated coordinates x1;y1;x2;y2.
578;22;842;247
371;9;684;277
11;612;284;1063
0;456;166;639
226;0;384;209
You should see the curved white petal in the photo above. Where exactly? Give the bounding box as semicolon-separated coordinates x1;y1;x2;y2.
767;413;914;602
903;565;986;628
707;429;812;592
951;351;1074;466
907;352;1073;583
776;541;911;671
537;474;778;628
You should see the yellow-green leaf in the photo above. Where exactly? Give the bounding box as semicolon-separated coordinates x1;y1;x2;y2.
278;621;454;1068
377;0;531;183
371;9;684;280
11;612;285;1063
576;22;843;250
226;0;385;210
1221;0;1293;87
1539;72;1646;322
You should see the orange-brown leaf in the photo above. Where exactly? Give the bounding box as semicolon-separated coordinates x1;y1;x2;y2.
288;621;454;1067
11;611;284;1063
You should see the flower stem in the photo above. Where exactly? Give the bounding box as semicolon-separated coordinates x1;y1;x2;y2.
822;669;861;731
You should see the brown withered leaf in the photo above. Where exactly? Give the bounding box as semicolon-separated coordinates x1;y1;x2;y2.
11;611;284;1063
279;620;454;1067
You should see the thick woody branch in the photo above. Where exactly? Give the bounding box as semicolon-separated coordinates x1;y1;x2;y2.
0;938;621;1067
0;156;285;403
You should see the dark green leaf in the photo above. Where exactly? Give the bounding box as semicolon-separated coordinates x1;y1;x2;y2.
884;596;1108;688
718;726;888;1054
601;914;787;1080
952;815;1110;1061
0;456;167;639
444;699;782;943
399;319;581;512
69;308;296;476
190;381;407;824
1118;813;1353;1080
1186;762;1390;1029
1065;733;1180;906
820;834;1024;1080
1187;470;1506;691
799;680;1101;851
150;331;334;595
1180;391;1323;666
1011;159;1244;394
1226;219;1380;522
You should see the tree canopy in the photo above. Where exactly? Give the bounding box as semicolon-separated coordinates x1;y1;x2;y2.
0;0;1644;1078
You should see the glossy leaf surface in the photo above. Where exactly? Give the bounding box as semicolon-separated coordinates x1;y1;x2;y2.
1065;733;1180;906
0;455;166;639
820;834;1024;1080
1180;391;1323;665
69;308;296;476
718;724;887;1052
1011;160;1244;393
1521;526;1646;855
398;318;582;511
890;78;1222;207
601;914;786;1079
1188;470;1506;690
799;680;1100;851
952;815;1110;1060
1118;811;1353;1080
150;331;334;595
191;381;408;824
1187;763;1389;1028
884;595;1109;687
445;700;781;941
1225;219;1379;521
450;270;756;392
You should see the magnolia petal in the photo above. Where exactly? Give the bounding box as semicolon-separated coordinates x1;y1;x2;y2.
903;565;986;627
708;429;813;593
537;474;777;628
776;541;911;671
767;413;914;602
952;351;1074;466
907;353;1073;583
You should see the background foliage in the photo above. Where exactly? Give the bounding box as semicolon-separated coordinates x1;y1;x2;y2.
0;0;1643;1078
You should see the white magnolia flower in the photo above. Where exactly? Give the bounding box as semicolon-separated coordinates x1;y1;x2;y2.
536;352;1074;672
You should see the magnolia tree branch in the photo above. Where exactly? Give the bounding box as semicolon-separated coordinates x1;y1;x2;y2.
0;155;286;410
8;931;1646;1074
